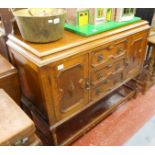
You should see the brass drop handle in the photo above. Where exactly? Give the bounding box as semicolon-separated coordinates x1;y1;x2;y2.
118;47;124;51
97;73;103;79
97;54;103;62
117;47;124;54
107;45;114;50
28;9;34;16
106;64;112;68
96;88;102;95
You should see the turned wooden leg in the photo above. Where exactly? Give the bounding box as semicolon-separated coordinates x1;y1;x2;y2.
151;47;155;80
141;43;155;93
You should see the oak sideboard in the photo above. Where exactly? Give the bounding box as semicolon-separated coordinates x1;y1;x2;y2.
7;20;150;145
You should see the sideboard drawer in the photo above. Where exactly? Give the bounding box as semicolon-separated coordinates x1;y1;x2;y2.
109;71;124;88
112;57;125;73
91;55;125;86
91;62;113;86
91;42;115;68
114;39;128;59
91;71;124;100
91;80;112;100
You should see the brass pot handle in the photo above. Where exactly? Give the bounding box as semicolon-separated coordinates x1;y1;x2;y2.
28;9;34;16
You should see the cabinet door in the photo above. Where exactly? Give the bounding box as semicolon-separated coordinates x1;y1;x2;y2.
51;54;89;121
127;32;147;76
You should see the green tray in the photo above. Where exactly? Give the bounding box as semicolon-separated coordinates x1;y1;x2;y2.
64;17;141;36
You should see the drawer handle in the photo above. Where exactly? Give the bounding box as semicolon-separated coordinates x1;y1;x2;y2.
105;64;112;68
97;54;103;62
96;88;102;95
107;45;114;50
114;52;125;59
117;47;124;54
97;73;103;80
118;47;124;51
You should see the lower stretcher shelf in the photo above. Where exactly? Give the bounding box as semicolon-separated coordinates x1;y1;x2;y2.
23;81;136;145
55;83;136;145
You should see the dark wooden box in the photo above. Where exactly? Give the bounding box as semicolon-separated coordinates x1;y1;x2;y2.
0;89;42;146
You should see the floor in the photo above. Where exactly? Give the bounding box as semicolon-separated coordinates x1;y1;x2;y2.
124;115;155;146
72;85;155;146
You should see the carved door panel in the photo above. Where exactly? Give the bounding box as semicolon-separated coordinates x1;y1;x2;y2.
128;32;147;76
51;54;89;120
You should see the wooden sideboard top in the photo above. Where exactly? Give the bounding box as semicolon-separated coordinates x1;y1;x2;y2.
7;20;150;66
8;21;148;55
